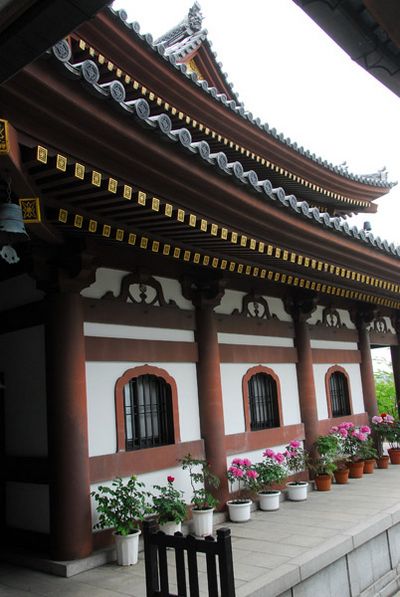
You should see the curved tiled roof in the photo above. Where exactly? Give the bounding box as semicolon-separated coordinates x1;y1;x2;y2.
47;38;400;261
108;6;396;190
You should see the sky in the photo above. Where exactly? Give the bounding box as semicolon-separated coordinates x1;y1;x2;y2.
112;0;399;370
112;0;400;245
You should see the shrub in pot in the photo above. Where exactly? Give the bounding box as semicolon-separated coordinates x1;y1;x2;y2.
309;435;338;491
284;441;309;501
255;449;287;510
180;454;219;537
372;413;400;465
226;458;259;521
152;475;187;535
91;475;151;565
358;438;378;473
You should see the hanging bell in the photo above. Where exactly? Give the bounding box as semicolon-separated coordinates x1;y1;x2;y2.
0;203;29;245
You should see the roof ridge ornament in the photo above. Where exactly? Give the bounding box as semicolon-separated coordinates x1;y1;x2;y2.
154;2;204;48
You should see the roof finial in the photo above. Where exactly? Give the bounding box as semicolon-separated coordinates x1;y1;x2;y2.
155;2;204;47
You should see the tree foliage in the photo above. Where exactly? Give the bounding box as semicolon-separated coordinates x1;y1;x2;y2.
374;359;397;417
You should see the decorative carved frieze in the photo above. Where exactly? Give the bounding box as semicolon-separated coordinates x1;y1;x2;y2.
350;304;377;330
231;291;277;320
371;317;388;334
316;306;346;328
102;271;176;307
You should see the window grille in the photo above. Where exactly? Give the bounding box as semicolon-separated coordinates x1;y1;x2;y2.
248;373;280;430
124;374;174;450
329;371;351;417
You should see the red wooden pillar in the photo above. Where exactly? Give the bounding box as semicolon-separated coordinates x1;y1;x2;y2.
357;322;378;418
45;291;92;560
285;295;319;450
183;278;229;506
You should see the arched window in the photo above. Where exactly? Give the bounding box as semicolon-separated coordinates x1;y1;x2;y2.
115;366;180;452
242;367;282;431
326;366;352;418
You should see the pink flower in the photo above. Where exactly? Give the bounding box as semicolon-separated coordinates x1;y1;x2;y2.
339;428;348;438
358;433;367;442
330;426;339;433
372;416;383;423
232;458;242;465
385;415;394;423
246;469;258;479
290;440;300;448
232;468;244;478
167;475;175;483
274;452;285;464
242;458;252;467
263;449;275;458
360;426;371;434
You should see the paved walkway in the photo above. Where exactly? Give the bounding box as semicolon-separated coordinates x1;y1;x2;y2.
1;466;400;596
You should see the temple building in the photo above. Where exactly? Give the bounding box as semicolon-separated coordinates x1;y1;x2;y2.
1;2;400;564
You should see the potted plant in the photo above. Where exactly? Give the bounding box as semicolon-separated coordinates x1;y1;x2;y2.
284;441;309;501
152;475;187;535
358;437;378;473
226;458;258;522
309;435;338;491
371;413;392;468
372;413;400;465
330;422;371;478
255;449;287;511
180;454;219;537
91;475;151;566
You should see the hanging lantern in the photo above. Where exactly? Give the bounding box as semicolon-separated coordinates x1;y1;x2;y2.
0;203;29;245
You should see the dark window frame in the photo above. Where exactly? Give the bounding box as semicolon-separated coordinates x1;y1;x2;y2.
325;365;353;418
242;366;283;432
115;366;180;452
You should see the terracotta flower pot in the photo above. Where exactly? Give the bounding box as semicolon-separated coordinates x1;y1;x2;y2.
349;461;364;478
363;459;376;474
314;474;332;491
388;448;400;465
376;455;390;469
334;468;349;484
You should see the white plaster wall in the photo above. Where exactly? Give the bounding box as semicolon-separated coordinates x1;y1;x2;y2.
0;274;44;311
86;361;201;456
84;322;194;342
81;268;193;310
215;289;291;321
218;333;293;347
6;482;50;533
314;363;365;420
220;363;301;436
383;317;396;334
0;326;47;456
310;340;358;350
308;305;324;326
90;465;195;528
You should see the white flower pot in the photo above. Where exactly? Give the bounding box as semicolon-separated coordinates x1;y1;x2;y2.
113;529;141;566
159;520;182;536
227;500;252;522
286;482;308;501
191;508;214;537
258;490;281;511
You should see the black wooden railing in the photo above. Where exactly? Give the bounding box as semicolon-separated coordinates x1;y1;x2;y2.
143;519;236;597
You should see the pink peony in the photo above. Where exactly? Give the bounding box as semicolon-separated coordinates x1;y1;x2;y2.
167;475;175;483
274;452;285;464
242;458;252;467
360;426;371;434
290;440;300;448
372;416;383;423
339;428;348;438
232;468;244;478
232;458;242;466
358;433;367;442
246;469;258;479
330;426;339;433
263;448;275;458
385;414;394;423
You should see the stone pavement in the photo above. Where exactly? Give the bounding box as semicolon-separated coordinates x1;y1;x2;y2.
1;465;400;596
